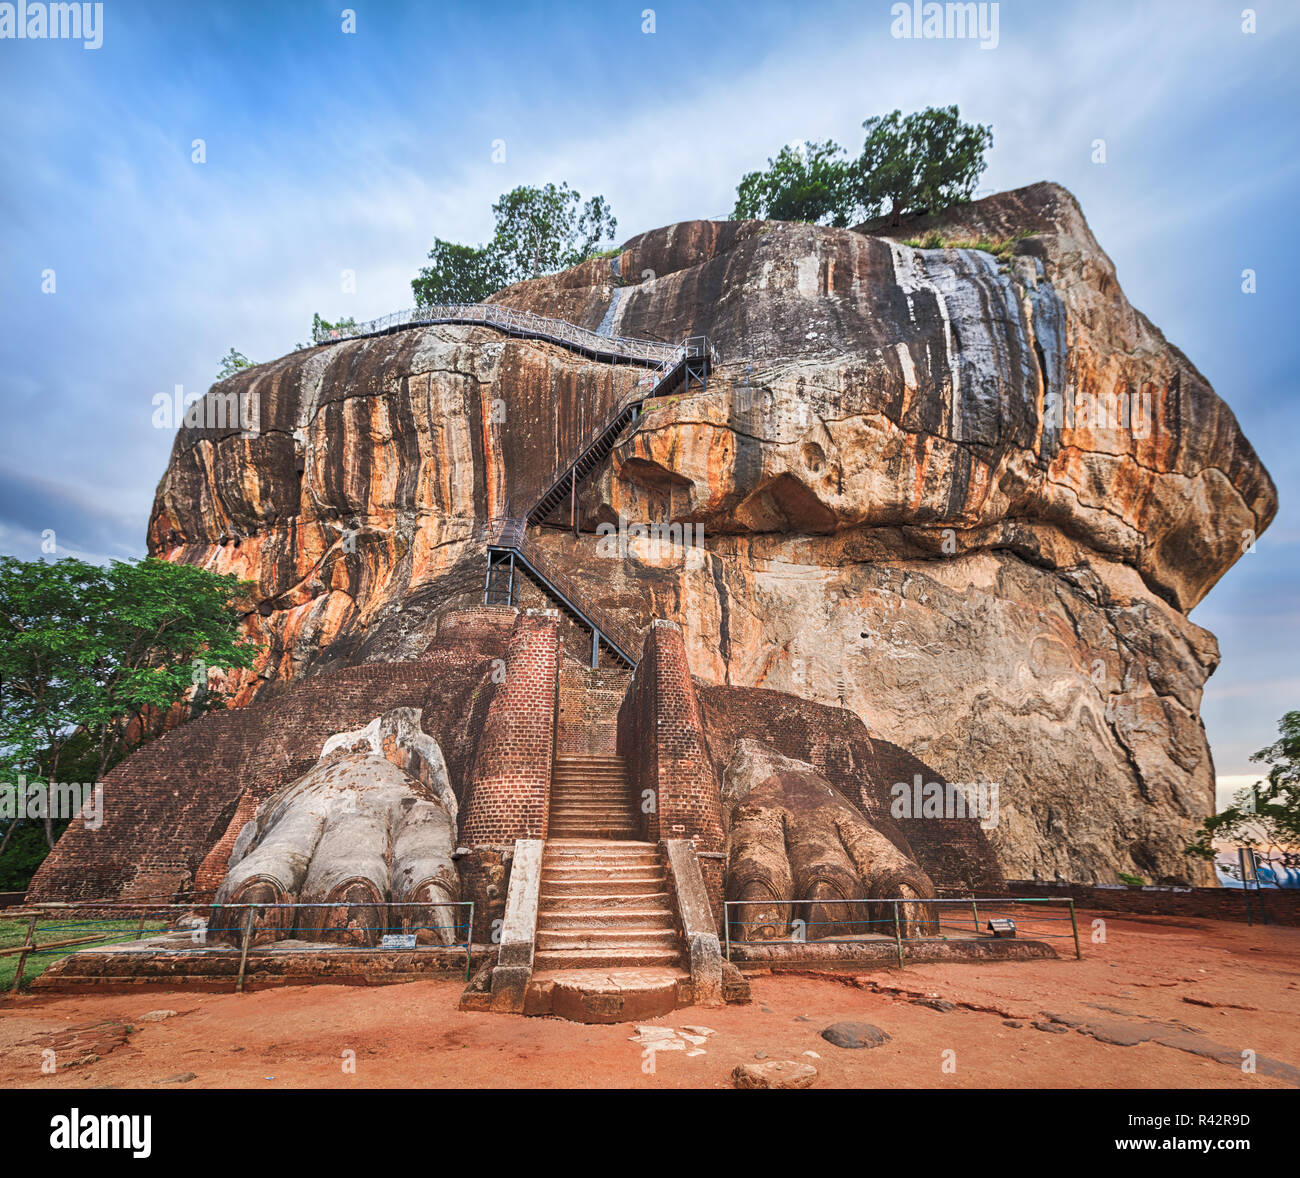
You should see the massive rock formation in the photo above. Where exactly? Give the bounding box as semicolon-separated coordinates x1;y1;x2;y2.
141;182;1275;886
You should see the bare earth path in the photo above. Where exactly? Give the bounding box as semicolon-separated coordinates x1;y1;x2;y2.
1;911;1296;1089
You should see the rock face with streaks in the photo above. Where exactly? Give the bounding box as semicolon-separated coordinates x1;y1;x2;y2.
145;182;1275;885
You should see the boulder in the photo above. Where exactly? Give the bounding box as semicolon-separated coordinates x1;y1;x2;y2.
731;1060;818;1089
820;1022;892;1049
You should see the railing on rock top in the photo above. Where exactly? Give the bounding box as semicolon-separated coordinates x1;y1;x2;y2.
311;301;719;369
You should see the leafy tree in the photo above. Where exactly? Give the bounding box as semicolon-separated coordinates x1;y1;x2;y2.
489;183;617;284
410;182;618;304
216;348;255;381
303;312;360;347
732;139;859;227
411;238;505;305
857;105;993;225
0;557;259;874
1187;710;1300;863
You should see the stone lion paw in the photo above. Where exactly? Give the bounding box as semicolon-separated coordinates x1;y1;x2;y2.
212;708;462;946
722;739;936;943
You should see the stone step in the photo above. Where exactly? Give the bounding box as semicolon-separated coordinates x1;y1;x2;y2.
543;849;660;866
537;909;675;930
552;771;630;780
555;755;627;764
551;785;630;795
543;859;662;873
551;785;632;794
553;766;629;773
539;876;666;896
551;793;630;801
551;776;630;784
546;816;637;826
548;816;639;828
545;839;652;848
549;811;637;823
549;816;634;826
547;830;642;840
526;967;689;1023
536;928;680;951
532;947;683;971
539;890;672;911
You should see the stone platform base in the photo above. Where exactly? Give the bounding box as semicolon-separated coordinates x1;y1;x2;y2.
727;934;1060;968
31;932;490;993
524;967;692;1023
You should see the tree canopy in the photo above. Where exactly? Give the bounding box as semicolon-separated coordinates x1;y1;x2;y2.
0;556;260;877
732;139;859;227
411;182;618;305
857;106;993;225
1187;710;1300;863
730;105;993;228
216;348;255;381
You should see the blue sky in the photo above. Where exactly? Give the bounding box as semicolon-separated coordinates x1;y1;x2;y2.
1;0;1296;788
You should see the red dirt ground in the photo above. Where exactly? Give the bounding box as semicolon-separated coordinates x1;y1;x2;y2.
1;910;1296;1089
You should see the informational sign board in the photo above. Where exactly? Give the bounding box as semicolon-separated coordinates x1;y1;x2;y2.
380;933;418;950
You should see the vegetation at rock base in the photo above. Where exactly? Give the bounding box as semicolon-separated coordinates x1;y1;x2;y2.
1187;709;1300;863
216;347;255;381
0;556;261;887
732;105;993;228
412;182;618;305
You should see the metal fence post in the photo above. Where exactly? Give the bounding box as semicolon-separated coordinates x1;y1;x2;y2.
235;906;256;994
724;903;732;962
970;895;980;937
10;913;37;992
1068;900;1081;960
464;902;474;982
893;902;904;967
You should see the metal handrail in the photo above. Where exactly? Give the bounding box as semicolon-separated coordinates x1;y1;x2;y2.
314;301;685;363
514;532;641;662
7;900;479;990
723;895;1082;964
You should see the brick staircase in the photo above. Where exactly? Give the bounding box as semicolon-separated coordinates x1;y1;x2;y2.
540;751;684;973
547;753;639;839
533;840;682;972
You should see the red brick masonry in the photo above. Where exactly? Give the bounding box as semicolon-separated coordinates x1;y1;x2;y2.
461;610;561;844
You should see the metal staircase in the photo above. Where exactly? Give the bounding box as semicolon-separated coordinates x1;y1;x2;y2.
314;298;715;669
481;333;714;668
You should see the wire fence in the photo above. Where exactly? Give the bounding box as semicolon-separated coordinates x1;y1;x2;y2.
723;896;1081;964
3;900;476;992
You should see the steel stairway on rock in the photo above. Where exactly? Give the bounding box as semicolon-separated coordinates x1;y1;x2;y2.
482;331;715;667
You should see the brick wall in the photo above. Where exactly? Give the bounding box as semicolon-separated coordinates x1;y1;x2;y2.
1005;880;1300;927
556;658;629;755
461;610;561;844
619;621;726;914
